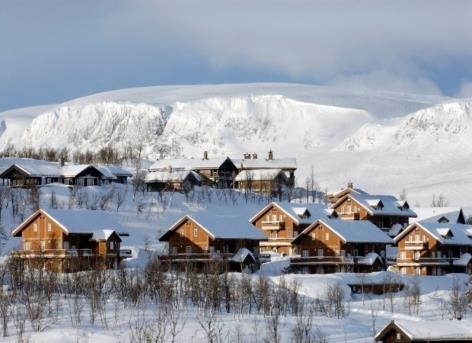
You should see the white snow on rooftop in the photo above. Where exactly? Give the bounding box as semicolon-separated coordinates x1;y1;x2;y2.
234;169;286;181
0;158;61;177
145;170;200;183
391;319;472;340
317;219;393;244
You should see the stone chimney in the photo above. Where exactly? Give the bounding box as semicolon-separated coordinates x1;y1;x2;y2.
347;181;353;189
252;153;258;159
268;150;273;160
203;151;208;160
243;153;251;159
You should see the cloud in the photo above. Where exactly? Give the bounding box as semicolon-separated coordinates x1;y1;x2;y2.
1;0;472;110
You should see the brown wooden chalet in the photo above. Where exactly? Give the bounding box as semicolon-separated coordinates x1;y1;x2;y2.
249;202;337;256
290;219;392;273
159;213;267;272
375;319;472;343
239;150;297;188
330;184;417;233
148;152;238;189
145;169;201;192
234;169;288;197
394;221;472;275
11;209;131;272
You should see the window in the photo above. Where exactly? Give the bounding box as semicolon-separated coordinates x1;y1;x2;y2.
40;241;46;251
396;333;401;340
193;228;198;237
109;241;115;250
293;231;298;238
171;246;177;254
340;250;345;257
209;246;215;253
317;248;323;257
33;223;38;233
24;241;31;251
325;232;330;241
414;251;420;260
185;245;192;254
400;251;406;259
302;249;309;257
47;223;52;232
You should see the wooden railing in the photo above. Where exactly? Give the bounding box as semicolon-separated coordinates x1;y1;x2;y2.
261;221;285;230
290;256;353;264
12;248;95;257
404;241;428;250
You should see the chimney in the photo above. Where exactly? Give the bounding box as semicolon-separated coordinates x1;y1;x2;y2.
252;153;258;159
60;155;65;167
268;150;273;160
347;181;353;189
203;151;208;160
243;153;251;159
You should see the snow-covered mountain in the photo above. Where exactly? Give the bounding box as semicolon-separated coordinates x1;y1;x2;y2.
0;83;471;206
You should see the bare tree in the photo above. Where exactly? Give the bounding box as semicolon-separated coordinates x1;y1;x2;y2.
449;277;468;319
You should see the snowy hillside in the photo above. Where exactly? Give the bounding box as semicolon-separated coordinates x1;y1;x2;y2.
0;83;471;206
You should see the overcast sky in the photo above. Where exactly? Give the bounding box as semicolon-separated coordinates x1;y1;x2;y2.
1;0;472;111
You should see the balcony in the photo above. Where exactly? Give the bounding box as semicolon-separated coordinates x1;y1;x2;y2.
160;252;234;262
261;221;285;230
396;257;453;266
12;248;96;258
290;255;352;265
119;249;133;258
404;241;428;250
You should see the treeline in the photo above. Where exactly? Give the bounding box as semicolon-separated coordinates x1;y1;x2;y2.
0;143;146;166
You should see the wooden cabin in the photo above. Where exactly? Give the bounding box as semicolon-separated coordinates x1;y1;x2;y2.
290;219;392;274
0;159;62;187
234;169;288;197
0;159;112;188
330;185;417;233
239;150;297;188
393;222;472;275
145;170;201;192
375;319;472;343
148;153;239;189
159;214;267;272
250;202;336;256
61;165;104;186
11;209;131;272
98;165;132;184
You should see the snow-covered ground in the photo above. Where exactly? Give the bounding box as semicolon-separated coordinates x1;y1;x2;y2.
0;185;470;342
0;83;471;206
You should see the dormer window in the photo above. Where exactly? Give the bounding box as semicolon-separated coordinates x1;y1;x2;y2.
438;228;453;239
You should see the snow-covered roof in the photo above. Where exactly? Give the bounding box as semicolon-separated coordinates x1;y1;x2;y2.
60;164;102;177
394;222;472;246
453;253;472;267
413;207;466;224
388;223;404;237
375;319;472;341
11;208;123;241
294;219;393;244
97;165;132;178
249;201;335;226
145;170;201;183
229;248;255;263
149;157;232;171
239;158;297;170
0;158;61;177
333;192;417;218
234;169;286;181
357;252;382;265
160;213;267;241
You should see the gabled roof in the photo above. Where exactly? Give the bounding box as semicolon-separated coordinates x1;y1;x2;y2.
97;165;132;178
375;319;472;341
0;158;61;177
332;192;417;218
160;213;267;241
145;170;201;183
149;157;234;171
394;222;472;246
293;219;393;244
11;208;123;242
234;169;287;182
60;164;103;178
249;202;335;226
239;158;297;170
413;207;466;224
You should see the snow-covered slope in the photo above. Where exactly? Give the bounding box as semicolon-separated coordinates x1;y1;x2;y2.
0;83;470;206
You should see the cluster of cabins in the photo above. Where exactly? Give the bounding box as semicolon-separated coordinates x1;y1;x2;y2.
157;184;471;276
0;158;132;187
145;150;296;195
